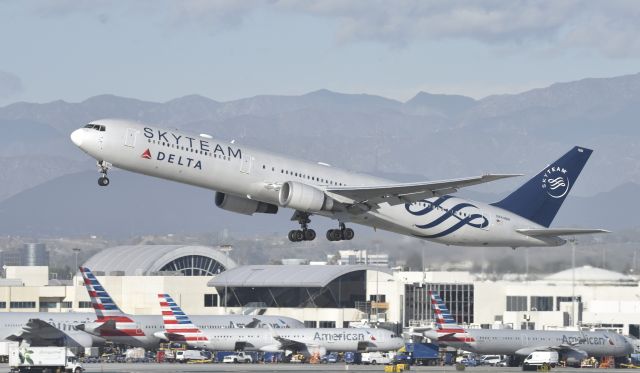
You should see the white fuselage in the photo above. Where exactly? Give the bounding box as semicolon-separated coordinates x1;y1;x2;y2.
71;119;563;247
85;314;304;349
440;329;633;357
190;327;403;354
0;312;105;347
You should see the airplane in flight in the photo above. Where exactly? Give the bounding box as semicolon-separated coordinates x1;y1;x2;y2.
158;293;404;355
70;119;607;247
427;291;633;366
78;267;304;349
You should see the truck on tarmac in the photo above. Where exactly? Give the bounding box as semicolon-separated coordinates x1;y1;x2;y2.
361;352;394;365
522;351;559;371
175;350;212;363
9;346;83;373
405;343;439;366
222;351;253;363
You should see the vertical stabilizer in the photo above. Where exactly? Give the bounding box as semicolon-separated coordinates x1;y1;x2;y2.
491;146;592;227
158;294;208;342
429;291;473;342
79;266;126;320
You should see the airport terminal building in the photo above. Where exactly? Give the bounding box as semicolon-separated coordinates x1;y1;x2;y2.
1;245;640;336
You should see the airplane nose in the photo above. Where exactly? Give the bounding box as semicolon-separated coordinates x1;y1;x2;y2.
70;129;85;147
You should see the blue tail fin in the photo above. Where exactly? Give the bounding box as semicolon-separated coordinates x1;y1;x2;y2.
491;146;592;227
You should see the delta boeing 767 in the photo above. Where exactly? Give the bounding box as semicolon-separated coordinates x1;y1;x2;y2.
71;119;606;247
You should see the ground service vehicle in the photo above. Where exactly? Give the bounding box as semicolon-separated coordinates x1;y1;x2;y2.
361;352;393;365
176;350;212;363
222;351;252;363
522;351;559;371
9;346;83;373
480;355;502;366
405;343;439;365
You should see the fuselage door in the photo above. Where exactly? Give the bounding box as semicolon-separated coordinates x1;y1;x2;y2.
240;154;252;174
124;128;138;148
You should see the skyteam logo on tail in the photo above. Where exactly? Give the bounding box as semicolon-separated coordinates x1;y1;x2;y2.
541;166;570;199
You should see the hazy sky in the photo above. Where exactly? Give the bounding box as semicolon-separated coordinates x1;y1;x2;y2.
1;0;640;106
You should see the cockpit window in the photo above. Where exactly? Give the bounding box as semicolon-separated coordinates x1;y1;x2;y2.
83;124;106;131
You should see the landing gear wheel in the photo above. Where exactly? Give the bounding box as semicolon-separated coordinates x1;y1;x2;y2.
343;228;355;240
96;160;112;187
98;176;110;186
288;212;317;242
327;229;343;241
304;229;316;241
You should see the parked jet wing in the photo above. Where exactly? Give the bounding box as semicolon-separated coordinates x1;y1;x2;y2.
326;174;521;207
516;228;610;237
7;318;76;344
515;344;587;357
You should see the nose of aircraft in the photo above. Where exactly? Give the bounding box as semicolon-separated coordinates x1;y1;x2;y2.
70;128;85;147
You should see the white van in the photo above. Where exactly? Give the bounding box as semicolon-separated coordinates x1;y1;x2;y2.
522;351;558;371
175;350;211;363
361;352;393;365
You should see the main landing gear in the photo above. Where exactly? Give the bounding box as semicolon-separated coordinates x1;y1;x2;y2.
288;213;317;242
97;160;111;187
326;223;355;242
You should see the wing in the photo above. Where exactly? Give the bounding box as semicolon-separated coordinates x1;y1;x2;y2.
515;345;587;356
516;228;610;237
326;174;521;207
272;335;309;351
6;319;68;343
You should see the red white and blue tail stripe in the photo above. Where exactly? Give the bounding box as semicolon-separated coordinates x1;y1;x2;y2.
429;291;474;342
158;294;208;342
79;266;143;336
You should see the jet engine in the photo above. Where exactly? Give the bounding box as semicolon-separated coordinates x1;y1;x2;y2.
563;349;588;366
278;181;334;212
215;192;278;215
66;330;107;348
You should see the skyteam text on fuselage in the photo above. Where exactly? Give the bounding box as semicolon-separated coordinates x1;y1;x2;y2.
70;119;607;248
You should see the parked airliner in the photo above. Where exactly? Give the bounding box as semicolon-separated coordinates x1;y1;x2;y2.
0;313;105;348
158;293;403;355
78;267;304;349
428;292;633;365
70;119;606;247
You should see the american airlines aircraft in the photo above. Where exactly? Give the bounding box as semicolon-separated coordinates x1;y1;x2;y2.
78;267;304;349
0;313;105;348
428;292;633;365
70;119;606;247
158;293;403;355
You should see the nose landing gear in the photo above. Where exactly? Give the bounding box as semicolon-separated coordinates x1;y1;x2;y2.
288;212;316;242
326;223;355;242
97;161;111;187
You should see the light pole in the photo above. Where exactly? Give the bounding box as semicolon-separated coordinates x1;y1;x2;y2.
72;248;81;276
219;245;233;312
570;238;577;328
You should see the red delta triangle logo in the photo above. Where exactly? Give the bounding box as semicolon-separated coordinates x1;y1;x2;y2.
141;149;152;159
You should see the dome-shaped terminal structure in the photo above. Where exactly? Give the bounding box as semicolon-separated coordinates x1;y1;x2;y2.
82;245;237;276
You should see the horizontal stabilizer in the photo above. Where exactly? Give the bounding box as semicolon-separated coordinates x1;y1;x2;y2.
516;228;610;237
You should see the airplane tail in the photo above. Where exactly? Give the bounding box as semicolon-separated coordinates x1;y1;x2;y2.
429;291;474;343
158;294;208;342
429;291;465;333
79;266;127;320
491;146;592;227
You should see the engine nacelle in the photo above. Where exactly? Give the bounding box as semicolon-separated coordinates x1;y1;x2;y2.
278;181;334;212
215;192;278;215
563;349;588;366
